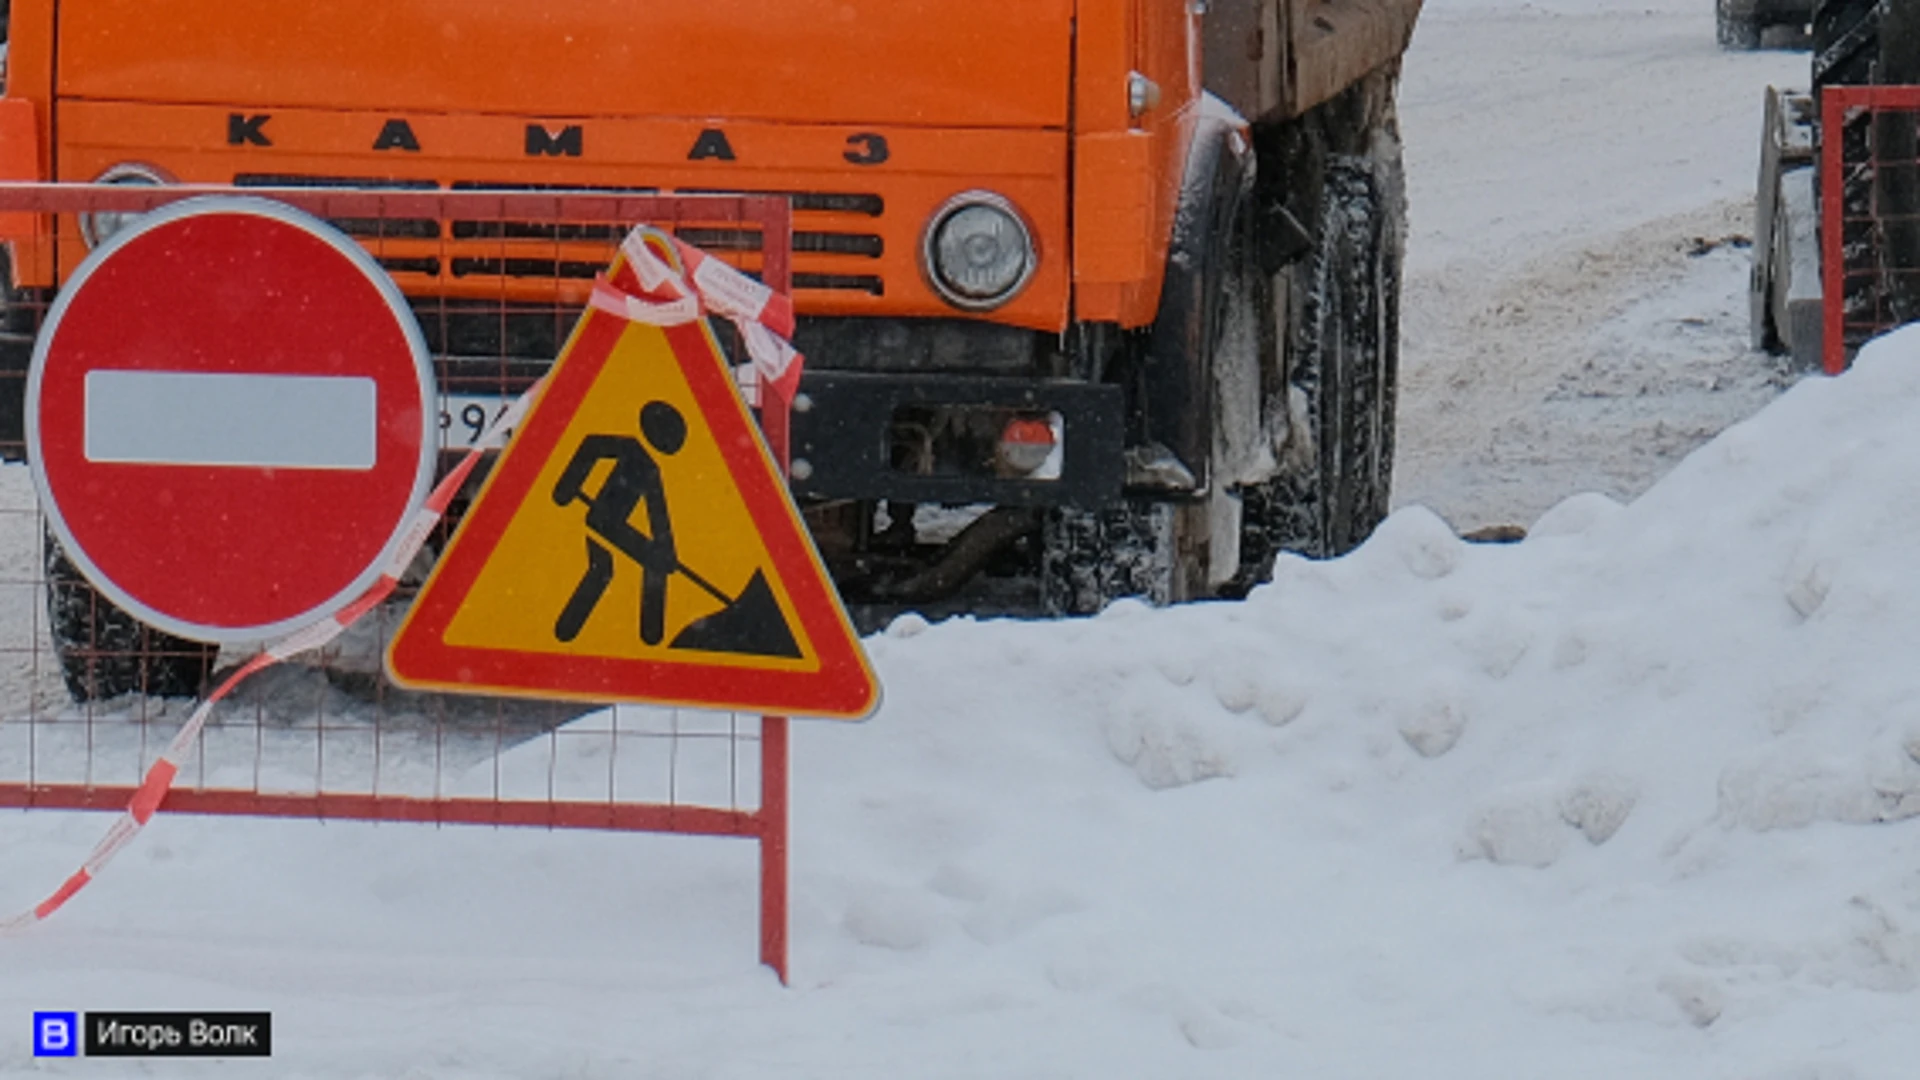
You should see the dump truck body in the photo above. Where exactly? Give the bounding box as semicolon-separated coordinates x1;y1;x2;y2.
1204;0;1420;124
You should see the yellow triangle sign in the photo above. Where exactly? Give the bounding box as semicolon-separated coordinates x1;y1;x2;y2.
388;242;878;719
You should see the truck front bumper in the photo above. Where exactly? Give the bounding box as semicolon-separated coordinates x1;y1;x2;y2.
788;371;1123;509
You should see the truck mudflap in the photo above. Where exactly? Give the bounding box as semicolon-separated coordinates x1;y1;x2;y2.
1135;94;1255;494
787;370;1123;508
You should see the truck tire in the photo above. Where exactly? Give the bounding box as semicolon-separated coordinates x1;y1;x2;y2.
1042;72;1405;615
1039;499;1179;614
1040;120;1254;617
1046;99;1406;612
1235;109;1405;582
46;534;217;701
1718;0;1765;49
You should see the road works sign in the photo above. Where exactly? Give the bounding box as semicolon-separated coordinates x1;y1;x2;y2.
28;197;436;643
387;252;878;719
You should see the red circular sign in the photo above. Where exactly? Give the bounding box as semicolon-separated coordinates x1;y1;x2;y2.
28;197;434;643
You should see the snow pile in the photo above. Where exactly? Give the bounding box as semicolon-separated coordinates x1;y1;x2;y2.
11;331;1920;1077
769;332;1920;1076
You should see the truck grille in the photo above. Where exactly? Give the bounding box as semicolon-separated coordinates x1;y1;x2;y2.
231;174;887;297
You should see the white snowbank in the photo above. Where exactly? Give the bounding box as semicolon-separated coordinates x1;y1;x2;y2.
9;331;1920;1078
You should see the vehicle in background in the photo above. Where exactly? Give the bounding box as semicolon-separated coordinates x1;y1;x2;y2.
1720;0;1814;50
1752;0;1920;369
0;0;1424;699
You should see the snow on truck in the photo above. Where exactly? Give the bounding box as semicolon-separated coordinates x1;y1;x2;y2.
0;0;1422;700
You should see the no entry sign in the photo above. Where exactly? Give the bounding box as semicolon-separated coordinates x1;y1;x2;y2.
28;197;435;643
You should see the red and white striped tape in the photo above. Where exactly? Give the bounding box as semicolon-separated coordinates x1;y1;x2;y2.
610;229;805;407
1;224;802;934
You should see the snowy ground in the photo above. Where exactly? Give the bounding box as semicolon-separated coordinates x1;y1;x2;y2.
12;2;1919;1078
1395;0;1808;529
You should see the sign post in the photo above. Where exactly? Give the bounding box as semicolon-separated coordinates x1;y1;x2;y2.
758;374;796;984
389;226;877;983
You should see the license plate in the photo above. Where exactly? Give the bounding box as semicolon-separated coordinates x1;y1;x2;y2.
438;394;515;448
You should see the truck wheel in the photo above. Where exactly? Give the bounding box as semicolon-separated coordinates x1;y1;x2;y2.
45;534;217;701
1236;121;1405;581
1718;0;1765;49
1039;499;1179;615
1040;126;1255;617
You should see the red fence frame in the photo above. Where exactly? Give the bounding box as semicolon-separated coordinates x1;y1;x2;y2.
1820;84;1920;374
0;184;797;983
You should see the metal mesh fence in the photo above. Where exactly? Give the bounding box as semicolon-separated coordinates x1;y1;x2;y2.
1822;85;1920;372
0;185;798;974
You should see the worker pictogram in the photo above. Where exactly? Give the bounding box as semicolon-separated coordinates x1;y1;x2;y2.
387;241;877;719
550;398;801;659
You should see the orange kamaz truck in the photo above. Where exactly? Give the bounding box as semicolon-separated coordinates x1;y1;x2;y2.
0;0;1422;699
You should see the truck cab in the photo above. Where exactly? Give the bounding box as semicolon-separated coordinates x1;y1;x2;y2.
0;0;1421;698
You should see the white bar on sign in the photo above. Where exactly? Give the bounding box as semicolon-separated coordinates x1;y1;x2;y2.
84;370;379;470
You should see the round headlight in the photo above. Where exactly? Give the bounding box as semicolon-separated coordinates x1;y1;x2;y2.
79;164;170;249
923;192;1034;311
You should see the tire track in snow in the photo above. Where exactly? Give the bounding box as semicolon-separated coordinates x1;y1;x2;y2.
1395;198;1794;532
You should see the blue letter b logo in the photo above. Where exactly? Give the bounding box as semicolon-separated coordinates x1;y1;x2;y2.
34;1012;77;1057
